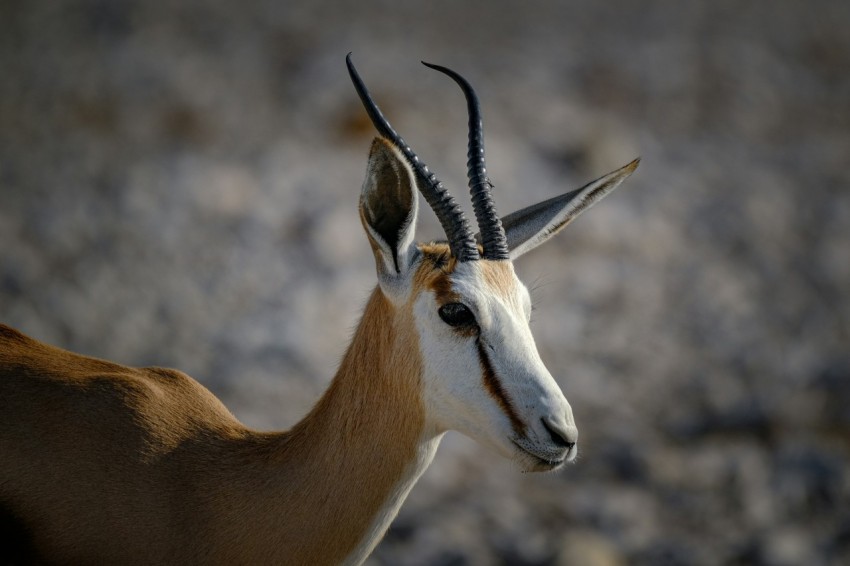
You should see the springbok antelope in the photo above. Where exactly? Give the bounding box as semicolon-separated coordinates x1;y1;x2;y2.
0;54;638;565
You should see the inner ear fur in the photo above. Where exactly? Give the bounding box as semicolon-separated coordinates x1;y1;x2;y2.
360;138;418;275
362;142;413;250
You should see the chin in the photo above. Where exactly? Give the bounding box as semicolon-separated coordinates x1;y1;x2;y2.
520;454;567;473
511;443;571;473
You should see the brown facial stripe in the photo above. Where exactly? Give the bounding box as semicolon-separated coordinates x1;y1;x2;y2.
414;243;460;304
428;270;457;304
476;339;526;437
416;245;479;337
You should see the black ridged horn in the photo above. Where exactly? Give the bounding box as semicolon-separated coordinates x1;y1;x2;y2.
422;62;510;261
346;54;480;262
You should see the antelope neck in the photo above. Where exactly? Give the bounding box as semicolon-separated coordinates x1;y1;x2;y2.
214;287;436;565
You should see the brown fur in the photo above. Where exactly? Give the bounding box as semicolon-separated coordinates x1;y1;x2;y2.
0;286;425;565
479;261;519;302
417;243;460;305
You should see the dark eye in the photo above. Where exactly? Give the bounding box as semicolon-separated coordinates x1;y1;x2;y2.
438;302;476;327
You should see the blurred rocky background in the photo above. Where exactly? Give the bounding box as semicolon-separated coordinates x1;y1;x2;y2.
1;1;849;564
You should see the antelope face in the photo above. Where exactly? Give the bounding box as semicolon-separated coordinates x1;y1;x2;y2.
350;55;638;473
413;251;576;471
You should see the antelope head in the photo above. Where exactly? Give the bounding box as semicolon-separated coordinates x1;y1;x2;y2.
348;55;638;472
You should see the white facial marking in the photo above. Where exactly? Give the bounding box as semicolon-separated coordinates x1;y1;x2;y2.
414;253;578;472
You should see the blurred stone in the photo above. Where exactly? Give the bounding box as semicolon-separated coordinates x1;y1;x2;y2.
557;531;624;566
761;527;816;566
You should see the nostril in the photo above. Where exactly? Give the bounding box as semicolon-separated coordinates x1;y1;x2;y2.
541;417;576;450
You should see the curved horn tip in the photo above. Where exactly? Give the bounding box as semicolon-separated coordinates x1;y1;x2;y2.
420;61;469;85
420;61;443;71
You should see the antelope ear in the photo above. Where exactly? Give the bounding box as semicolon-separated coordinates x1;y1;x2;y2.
360;137;420;279
490;159;639;260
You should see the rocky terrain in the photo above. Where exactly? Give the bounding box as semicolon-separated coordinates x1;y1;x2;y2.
2;1;849;564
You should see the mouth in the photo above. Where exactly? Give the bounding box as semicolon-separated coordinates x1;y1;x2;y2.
511;440;569;471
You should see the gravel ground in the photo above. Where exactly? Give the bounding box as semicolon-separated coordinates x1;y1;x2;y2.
2;1;849;564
